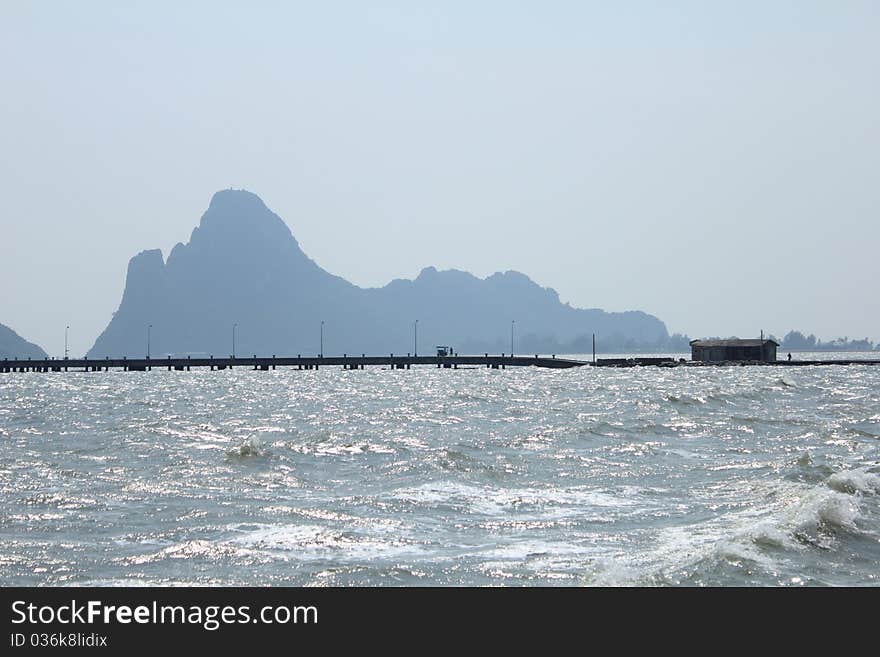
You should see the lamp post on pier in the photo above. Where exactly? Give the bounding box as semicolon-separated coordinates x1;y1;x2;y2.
320;320;324;358
64;325;69;360
147;324;152;359
232;323;237;359
511;320;515;357
414;320;418;357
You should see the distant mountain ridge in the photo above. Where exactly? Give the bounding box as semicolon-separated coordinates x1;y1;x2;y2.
0;323;48;359
88;190;669;358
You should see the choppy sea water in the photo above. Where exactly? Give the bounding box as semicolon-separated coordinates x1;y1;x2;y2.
1;353;878;586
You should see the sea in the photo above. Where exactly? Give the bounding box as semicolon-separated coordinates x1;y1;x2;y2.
1;352;878;586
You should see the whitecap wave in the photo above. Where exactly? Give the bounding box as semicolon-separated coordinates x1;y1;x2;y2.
827;469;880;495
225;435;266;459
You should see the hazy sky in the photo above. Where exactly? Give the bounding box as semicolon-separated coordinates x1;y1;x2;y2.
2;1;878;356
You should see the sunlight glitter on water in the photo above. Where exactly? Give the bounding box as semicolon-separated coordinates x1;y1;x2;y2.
1;359;878;585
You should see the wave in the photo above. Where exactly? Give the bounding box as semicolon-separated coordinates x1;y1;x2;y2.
122;539;256;566
584;467;876;586
225;436;267;460
665;393;707;406
724;469;871;548
390;481;638;519
227;523;421;561
826;469;880;495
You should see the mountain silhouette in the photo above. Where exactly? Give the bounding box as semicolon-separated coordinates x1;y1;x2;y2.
88;190;669;357
0;323;48;359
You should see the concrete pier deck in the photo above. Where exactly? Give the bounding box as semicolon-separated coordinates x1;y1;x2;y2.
0;354;586;373
3;355;878;373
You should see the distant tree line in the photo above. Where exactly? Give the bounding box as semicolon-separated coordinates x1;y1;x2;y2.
777;330;877;352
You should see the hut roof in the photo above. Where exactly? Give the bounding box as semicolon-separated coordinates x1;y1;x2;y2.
689;338;779;348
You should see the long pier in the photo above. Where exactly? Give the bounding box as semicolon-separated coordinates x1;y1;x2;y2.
3;355;878;373
0;354;586;373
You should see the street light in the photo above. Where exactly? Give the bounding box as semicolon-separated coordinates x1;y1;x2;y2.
414;319;418;357
147;324;152;359
320;320;324;358
232;323;237;358
511;320;515;356
64;325;69;360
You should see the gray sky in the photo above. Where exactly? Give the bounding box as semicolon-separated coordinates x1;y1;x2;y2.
2;1;878;357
